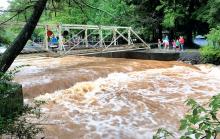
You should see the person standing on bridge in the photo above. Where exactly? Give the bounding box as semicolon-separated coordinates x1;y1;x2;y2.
176;38;180;51
163;35;169;50
179;36;185;51
158;39;162;49
51;34;58;46
172;39;176;51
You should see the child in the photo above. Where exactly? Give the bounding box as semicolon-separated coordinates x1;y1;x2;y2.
172;40;176;51
158;39;162;49
163;36;169;50
176;39;180;51
51;34;58;45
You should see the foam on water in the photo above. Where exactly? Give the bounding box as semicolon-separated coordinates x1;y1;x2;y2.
196;64;220;79
36;65;220;139
16;66;45;75
20;76;53;87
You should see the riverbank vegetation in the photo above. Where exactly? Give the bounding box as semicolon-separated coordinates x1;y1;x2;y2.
154;94;220;139
200;26;220;64
0;67;44;139
200;46;220;65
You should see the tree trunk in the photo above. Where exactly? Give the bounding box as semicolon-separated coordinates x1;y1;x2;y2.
185;20;194;48
185;0;195;48
158;24;162;40
170;28;174;41
0;0;48;73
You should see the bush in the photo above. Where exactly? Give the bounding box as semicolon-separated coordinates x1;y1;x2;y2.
154;94;220;139
200;46;220;65
206;26;220;47
0;66;44;139
0;100;45;139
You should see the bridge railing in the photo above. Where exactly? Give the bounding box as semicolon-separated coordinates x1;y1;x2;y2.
1;22;150;54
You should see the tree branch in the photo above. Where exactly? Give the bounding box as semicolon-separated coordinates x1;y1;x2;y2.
72;0;90;21
0;5;34;26
79;0;113;16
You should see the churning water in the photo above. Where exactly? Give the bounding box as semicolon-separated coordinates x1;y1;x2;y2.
13;54;220;139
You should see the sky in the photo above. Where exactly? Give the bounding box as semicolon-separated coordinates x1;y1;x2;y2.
0;0;10;10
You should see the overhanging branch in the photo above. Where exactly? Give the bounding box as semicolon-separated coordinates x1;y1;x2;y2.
0;5;34;26
75;0;113;17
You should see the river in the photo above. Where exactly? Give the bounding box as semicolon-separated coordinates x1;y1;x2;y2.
12;54;220;139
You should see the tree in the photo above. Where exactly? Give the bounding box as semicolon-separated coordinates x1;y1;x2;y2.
156;0;218;46
40;0;134;26
195;0;220;28
0;0;48;73
0;0;137;73
127;0;219;45
125;0;163;41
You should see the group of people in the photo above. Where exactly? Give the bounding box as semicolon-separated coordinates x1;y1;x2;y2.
47;30;69;51
47;29;59;47
158;36;185;51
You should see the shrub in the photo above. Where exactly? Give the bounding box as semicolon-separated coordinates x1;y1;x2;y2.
0;66;44;139
200;46;220;65
206;26;220;47
0;100;45;139
154;94;220;139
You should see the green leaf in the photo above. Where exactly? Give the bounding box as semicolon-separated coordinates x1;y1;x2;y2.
186;99;197;108
193;109;198;115
215;127;220;133
180;119;188;130
195;133;202;139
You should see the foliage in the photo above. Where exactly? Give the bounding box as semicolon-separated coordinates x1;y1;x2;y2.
0;100;45;139
199;26;220;65
0;65;27;98
194;0;220;27
156;0;184;28
125;0;162;40
206;26;220;47
179;96;220;139
0;0;219;44
153;128;174;139
0;0;136;43
161;9;184;28
0;27;11;44
0;66;44;139
153;94;220;139
5;0;135;26
0;65;28;81
200;46;220;65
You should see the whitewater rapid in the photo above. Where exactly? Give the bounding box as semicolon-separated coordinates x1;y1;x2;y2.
13;54;220;139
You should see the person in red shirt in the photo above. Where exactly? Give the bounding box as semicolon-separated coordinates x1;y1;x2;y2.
179;36;185;51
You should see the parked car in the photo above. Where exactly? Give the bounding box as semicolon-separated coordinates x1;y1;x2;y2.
193;35;208;46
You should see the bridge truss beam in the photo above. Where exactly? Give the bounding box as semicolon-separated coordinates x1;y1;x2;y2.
1;22;150;54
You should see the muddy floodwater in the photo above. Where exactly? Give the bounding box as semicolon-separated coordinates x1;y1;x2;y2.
13;54;220;139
